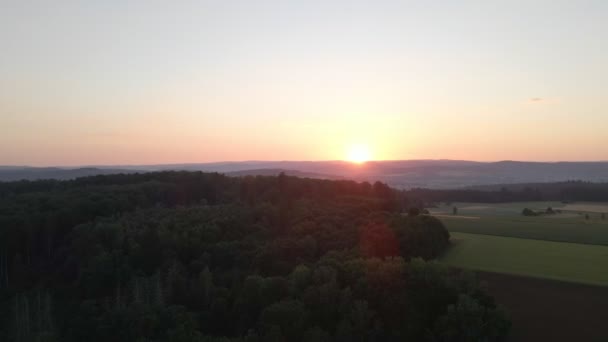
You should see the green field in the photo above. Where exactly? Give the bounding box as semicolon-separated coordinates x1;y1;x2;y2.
441;232;608;286
432;202;608;245
435;201;608;216
434;201;608;339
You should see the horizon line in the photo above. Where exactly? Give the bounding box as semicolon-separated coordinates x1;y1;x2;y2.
3;158;608;169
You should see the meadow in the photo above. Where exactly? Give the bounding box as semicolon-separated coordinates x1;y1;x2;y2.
435;202;608;285
432;202;608;245
435;201;608;339
441;232;608;286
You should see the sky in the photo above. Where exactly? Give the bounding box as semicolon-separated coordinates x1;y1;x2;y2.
1;0;607;166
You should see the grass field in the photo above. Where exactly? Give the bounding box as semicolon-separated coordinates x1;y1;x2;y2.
435;202;608;340
562;202;608;213
441;232;608;286
431;202;608;245
433;201;608;217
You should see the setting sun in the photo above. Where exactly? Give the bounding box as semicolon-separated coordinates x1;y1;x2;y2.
346;144;371;164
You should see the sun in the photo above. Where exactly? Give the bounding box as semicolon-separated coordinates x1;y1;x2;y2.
346;144;371;164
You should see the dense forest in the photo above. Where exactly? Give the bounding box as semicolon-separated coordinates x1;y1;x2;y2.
0;172;509;341
406;181;608;206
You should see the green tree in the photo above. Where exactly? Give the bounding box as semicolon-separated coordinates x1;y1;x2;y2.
259;300;307;341
522;208;537;216
433;294;510;342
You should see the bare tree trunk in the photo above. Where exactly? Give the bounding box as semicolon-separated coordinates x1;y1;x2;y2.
38;291;54;336
26;243;31;267
46;291;54;333
0;252;5;289
4;252;9;288
154;272;164;306
22;295;31;340
37;290;43;336
14;296;21;342
133;277;142;304
114;282;121;310
46;232;53;259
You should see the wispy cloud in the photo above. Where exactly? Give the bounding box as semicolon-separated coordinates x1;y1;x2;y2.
530;97;543;102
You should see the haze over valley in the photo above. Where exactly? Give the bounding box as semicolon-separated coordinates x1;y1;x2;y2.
3;160;608;189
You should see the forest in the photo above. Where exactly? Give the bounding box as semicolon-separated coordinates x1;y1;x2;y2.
0;172;509;341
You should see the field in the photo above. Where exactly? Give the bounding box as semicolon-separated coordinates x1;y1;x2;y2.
442;232;608;286
436;202;608;340
434;201;608;216
432;202;608;245
478;272;608;342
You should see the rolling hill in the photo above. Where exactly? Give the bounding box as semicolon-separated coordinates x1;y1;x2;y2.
3;160;608;188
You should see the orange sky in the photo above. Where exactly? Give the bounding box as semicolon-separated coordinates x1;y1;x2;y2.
1;1;607;166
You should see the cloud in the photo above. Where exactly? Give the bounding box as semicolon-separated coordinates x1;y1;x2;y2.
530;97;543;102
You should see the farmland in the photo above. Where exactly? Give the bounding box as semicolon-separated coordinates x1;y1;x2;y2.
432;201;608;217
436;201;608;340
436;202;608;285
432;202;608;245
478;272;608;342
441;232;608;286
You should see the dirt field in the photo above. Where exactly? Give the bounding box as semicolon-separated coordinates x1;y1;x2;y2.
478;271;608;342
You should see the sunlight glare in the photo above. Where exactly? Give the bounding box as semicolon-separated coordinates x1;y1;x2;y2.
346;144;371;164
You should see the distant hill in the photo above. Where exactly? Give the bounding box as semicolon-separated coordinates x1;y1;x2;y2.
0;167;140;182
225;168;343;180
3;160;608;188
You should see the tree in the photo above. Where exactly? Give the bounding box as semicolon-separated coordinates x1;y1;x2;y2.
392;216;450;260
198;267;213;307
360;222;399;258
302;326;331;342
433;294;510;341
259;300;307;341
0;171;510;341
522;208;537;216
408;208;420;216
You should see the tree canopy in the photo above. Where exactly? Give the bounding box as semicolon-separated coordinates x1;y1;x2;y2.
0;172;509;341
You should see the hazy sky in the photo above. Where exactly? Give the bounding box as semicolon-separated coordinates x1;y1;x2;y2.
1;0;607;165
